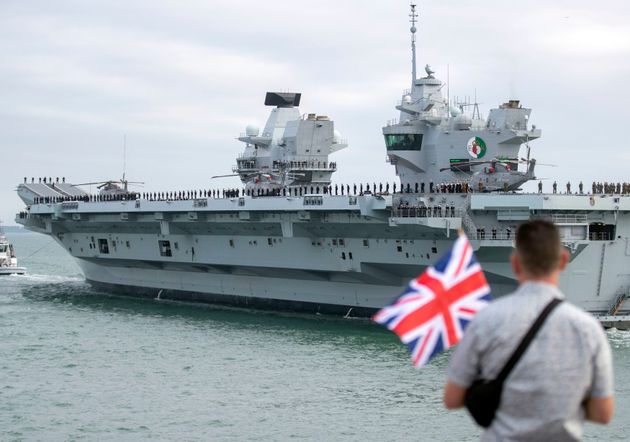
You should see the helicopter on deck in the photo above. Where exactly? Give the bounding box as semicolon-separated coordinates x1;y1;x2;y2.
440;155;551;192
76;175;145;197
212;166;306;193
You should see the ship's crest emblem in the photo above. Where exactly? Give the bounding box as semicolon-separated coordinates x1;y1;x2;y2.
467;137;487;159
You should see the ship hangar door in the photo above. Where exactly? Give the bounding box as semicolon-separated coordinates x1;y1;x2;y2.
589;223;615;241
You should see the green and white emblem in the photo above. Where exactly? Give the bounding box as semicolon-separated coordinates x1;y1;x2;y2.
467;136;487;159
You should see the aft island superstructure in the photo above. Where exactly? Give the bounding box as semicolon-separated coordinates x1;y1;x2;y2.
15;4;630;322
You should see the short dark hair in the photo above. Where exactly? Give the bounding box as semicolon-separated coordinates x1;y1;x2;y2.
515;220;563;277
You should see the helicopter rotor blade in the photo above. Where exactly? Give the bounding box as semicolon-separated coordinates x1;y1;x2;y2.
74;181;113;186
211;174;240;179
520;158;556;167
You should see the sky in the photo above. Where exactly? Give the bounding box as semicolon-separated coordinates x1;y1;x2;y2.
1;0;629;225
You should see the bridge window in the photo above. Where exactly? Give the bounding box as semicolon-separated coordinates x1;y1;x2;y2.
384;134;423;151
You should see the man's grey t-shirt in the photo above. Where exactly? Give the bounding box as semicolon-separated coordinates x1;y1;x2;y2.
447;282;613;441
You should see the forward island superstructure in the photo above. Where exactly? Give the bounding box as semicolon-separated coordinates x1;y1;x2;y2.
15;5;630;322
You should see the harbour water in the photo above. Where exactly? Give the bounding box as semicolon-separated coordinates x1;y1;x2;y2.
1;232;628;441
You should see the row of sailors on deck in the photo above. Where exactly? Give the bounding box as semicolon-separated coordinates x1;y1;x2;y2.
30;180;476;206
476;227;513;240
30;183;440;205
592;182;630;194
24;177;66;184
270;160;337;170
42;177;630;206
25;176;630;197
34;193;141;204
24;177;473;199
250;182;470;196
396;203;458;218
36;177;630;206
540;181;630;195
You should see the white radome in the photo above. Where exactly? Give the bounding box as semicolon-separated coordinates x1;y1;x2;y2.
245;124;260;137
449;106;462;117
333;130;342;143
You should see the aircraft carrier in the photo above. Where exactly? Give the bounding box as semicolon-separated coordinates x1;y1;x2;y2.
14;5;630;325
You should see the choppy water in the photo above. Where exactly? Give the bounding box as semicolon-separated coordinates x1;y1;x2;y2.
1;233;628;441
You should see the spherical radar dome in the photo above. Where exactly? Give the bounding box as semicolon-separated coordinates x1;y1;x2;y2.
449;106;462;117
245;124;260;137
333;130;342;143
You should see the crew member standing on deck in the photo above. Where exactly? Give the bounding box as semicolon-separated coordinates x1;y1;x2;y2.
443;220;614;441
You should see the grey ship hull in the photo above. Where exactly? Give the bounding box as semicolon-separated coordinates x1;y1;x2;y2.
78;258;514;316
16;192;630;318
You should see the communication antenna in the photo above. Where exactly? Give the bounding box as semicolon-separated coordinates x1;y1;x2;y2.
409;3;418;84
123;134;127;183
472;89;481;120
447;64;450;114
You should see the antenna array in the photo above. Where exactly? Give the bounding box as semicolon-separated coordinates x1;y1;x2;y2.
409;3;418;84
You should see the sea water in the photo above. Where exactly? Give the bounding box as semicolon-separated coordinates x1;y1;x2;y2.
1;233;628;441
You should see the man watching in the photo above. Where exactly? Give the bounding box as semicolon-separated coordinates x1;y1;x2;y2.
443;220;613;440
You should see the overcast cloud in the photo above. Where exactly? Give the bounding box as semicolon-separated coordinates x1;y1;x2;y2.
2;0;629;225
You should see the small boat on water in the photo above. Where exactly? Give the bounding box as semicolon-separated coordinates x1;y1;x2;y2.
0;228;26;275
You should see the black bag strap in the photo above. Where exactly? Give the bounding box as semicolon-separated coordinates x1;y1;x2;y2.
496;298;563;382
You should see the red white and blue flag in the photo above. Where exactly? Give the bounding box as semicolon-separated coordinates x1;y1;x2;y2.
373;234;491;367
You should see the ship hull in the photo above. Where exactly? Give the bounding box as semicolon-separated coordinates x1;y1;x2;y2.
78;258;409;316
86;279;378;316
76;256;518;317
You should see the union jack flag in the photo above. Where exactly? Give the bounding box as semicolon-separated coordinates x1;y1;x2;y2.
373;234;491;367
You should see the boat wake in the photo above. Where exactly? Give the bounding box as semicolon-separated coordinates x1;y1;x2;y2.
606;328;630;349
16;273;84;284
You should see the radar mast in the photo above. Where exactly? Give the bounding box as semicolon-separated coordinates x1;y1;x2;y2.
409;3;418;85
